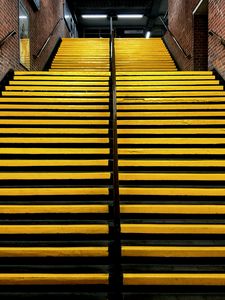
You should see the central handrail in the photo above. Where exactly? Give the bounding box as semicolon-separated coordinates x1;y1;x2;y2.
159;16;192;59
33;18;63;59
108;18;123;300
0;30;16;48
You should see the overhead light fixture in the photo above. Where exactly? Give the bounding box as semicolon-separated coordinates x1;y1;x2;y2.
117;14;144;19
145;31;151;38
81;14;107;19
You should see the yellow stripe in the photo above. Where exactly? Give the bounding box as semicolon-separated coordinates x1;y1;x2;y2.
0;137;109;144
118;138;225;144
118;148;225;155
122;246;225;257
121;224;225;234
120;187;225;196
118;129;225;135
119;160;225;167
0;187;109;196
0;148;110;154
117;119;225;125
0;98;109;103
0;225;108;234
2;92;110;97
10;81;109;86
117;104;225;110
0;128;108;134
0;172;110;180
5;86;109;91
0;159;108;167
124;273;225;286
119;173;225;181
0;120;109;125
120;204;225;214
118;111;225;117
0;247;108;257
0;273;109;285
0;205;108;214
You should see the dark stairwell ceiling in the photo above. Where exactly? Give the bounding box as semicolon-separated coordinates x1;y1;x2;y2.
67;0;168;37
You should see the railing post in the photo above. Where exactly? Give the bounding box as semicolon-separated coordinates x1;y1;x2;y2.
108;17;123;300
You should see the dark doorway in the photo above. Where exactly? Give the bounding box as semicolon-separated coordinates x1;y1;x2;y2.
193;0;208;70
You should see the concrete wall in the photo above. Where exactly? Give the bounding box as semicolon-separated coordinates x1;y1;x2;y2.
0;0;71;81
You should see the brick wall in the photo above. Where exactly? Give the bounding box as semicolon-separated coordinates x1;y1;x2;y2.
165;0;225;79
164;0;199;71
208;0;225;79
0;0;70;81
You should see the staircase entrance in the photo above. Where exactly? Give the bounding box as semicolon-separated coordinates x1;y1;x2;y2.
0;34;225;299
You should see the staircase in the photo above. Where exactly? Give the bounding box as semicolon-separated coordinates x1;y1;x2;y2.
0;38;111;299
0;37;225;299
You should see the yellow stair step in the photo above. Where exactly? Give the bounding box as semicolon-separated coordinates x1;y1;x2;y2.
120;204;225;214
119;173;225;181
0;128;109;134
2;92;110;97
0;187;109;196
117;104;225;110
118;111;225;117
117;120;225;126
14;71;111;76
0;273;109;285
0;148;110;155
0;159;109;167
0;120;109;125
5;86;109;91
117;81;219;86
0;247;108;257
124;273;225;286
0;205;108;214
117;91;225;97
121;224;225;234
117;97;225;103
118;138;225;145
116;76;215;80
9;81;109;86
120;187;225;196
0;172;110;180
118;148;225;155
118;129;225;135
122;246;225;257
0;224;108;234
119;160;225;167
0;98;109;103
0;137;109;144
0;111;110;117
0;104;109;110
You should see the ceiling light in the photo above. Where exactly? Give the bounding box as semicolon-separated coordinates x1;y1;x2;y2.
81;14;107;19
145;31;151;38
118;14;144;19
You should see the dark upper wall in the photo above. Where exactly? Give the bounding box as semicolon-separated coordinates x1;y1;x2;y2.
0;0;70;81
164;0;225;79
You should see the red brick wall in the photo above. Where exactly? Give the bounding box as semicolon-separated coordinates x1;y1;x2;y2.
164;0;199;71
0;0;70;81
208;0;225;79
165;0;225;79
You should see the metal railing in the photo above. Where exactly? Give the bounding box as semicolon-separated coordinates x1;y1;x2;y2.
159;16;192;59
209;30;225;47
0;30;16;48
33;18;63;59
108;17;123;300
